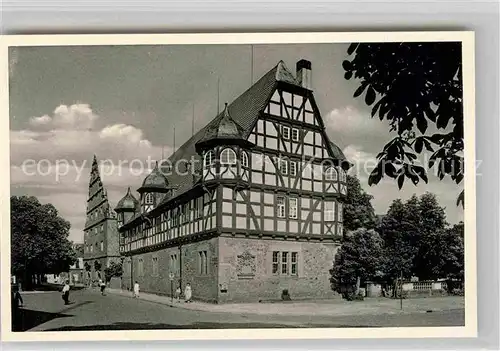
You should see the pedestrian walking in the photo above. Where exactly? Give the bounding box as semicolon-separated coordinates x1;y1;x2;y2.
175;286;181;302
184;283;192;303
61;280;70;305
11;284;24;331
133;281;140;298
99;279;106;296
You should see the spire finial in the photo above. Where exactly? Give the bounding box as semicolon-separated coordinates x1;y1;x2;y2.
217;77;220;115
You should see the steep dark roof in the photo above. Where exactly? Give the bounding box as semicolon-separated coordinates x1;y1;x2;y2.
155;60;346;205
159;61;288;200
139;162;170;191
115;187;139;212
197;103;246;145
329;141;346;160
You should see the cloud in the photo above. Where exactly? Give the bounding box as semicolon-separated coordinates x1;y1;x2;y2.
324;105;392;150
11;104;163;166
29;115;52;127
100;123;152;148
10;103;170;243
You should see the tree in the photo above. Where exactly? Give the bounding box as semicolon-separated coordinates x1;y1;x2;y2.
330;228;385;299
104;261;123;283
343;175;377;232
441;222;465;283
343;42;464;206
11;196;76;290
377;197;420;295
411;193;448;280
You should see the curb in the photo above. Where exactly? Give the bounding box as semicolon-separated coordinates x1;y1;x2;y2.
95;288;465;317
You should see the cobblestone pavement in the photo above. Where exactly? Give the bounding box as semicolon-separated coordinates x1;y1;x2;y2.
13;289;465;331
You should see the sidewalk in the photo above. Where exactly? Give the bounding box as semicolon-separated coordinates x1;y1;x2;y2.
99;288;465;317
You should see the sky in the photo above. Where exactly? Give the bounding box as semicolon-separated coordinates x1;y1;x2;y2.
9;43;463;243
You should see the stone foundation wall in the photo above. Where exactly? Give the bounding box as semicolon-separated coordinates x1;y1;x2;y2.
121;238;219;302
217;236;341;303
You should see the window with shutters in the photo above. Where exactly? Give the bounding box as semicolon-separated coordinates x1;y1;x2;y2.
290;161;297;176
280;159;288;175
277;196;286;218
289;198;298;219
282;126;290;140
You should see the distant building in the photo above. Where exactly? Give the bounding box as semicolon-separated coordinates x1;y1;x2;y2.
115;59;350;303
68;243;84;285
45;243;84;286
83;156;120;284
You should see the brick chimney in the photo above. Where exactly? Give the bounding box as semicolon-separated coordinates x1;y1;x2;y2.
296;59;312;90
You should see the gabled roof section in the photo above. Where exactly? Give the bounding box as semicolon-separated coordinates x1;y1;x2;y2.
275;60;299;86
159;61;289;199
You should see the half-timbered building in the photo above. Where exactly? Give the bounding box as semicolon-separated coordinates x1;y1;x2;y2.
118;59;350;302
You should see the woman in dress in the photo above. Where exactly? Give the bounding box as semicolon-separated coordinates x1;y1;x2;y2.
184;283;192;303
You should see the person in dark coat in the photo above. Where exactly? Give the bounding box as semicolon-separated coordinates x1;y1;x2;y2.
61;280;70;305
11;284;24;331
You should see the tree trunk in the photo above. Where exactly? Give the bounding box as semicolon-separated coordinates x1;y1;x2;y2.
355;276;361;295
391;278;397;298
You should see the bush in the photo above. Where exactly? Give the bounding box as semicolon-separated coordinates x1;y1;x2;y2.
104;261;123;283
394;290;409;299
343;290;365;301
451;288;464;296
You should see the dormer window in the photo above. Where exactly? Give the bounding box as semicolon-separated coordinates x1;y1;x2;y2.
145;193;154;205
241;151;249;168
204;150;215;167
325;167;338;181
220;148;237;165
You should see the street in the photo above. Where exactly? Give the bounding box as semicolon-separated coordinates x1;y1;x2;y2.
12;289;465;331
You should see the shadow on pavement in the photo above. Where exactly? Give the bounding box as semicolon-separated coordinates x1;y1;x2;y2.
46;322;306;330
12;309;72;332
12;300;94;332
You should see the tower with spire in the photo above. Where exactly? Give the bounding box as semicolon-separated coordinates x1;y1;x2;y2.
83;155;120;285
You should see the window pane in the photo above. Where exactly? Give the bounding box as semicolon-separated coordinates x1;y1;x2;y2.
282;126;290;140
289;198;298;219
221;148;237;165
281;252;288;274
